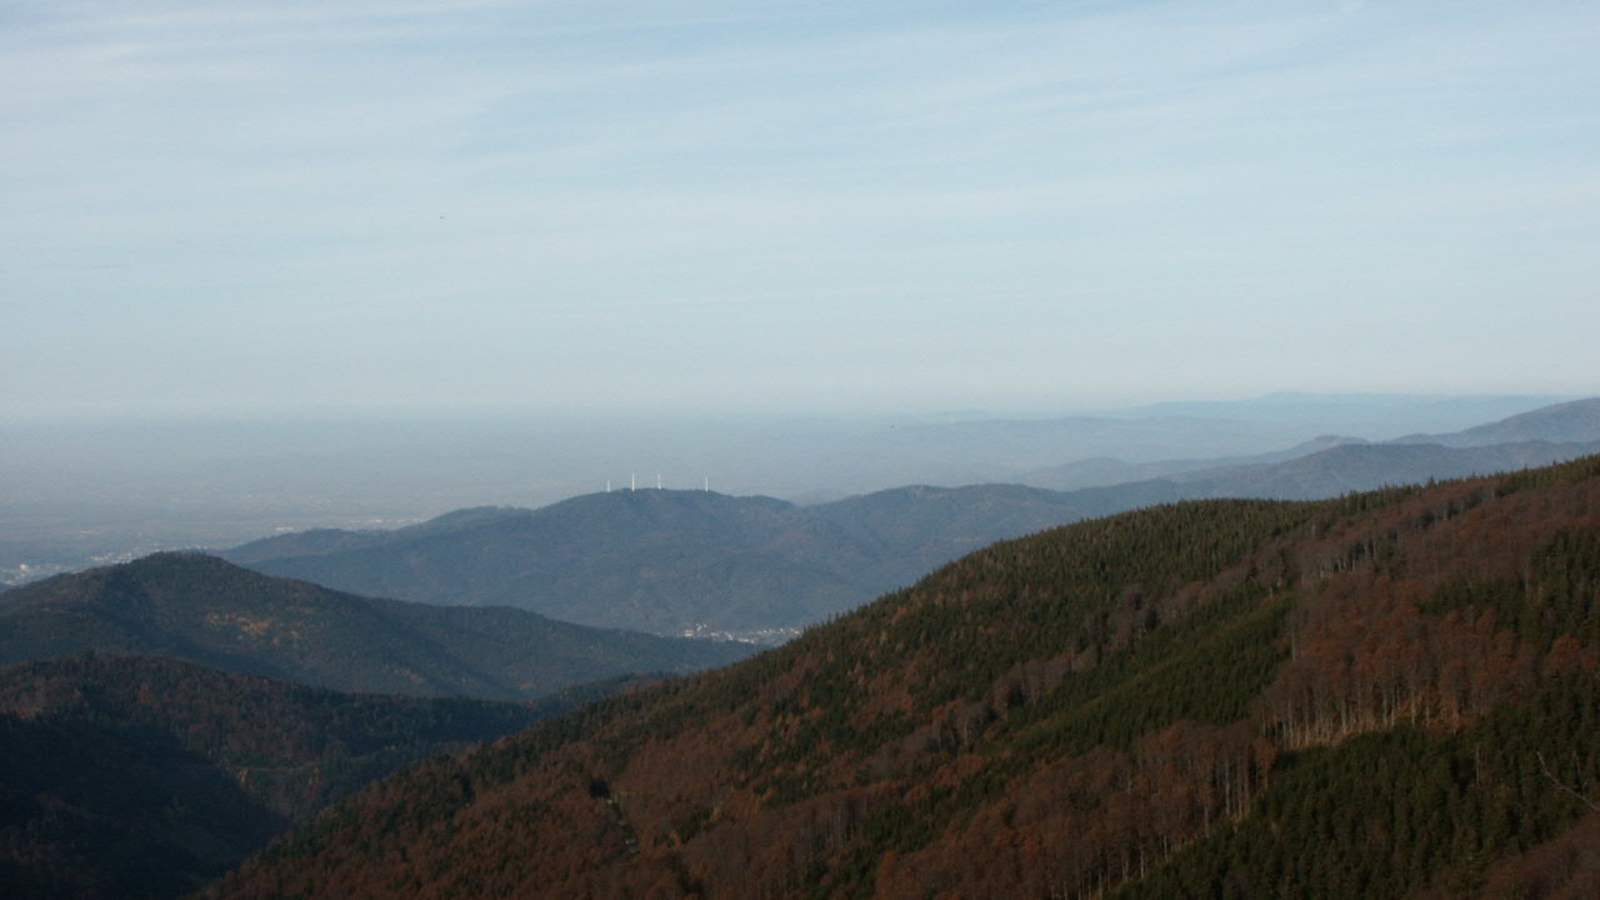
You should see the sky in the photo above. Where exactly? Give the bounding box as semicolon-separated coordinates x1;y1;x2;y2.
4;0;1599;420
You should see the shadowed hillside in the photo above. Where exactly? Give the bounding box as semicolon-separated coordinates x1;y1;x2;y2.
0;655;560;900
0;553;751;699
209;456;1600;899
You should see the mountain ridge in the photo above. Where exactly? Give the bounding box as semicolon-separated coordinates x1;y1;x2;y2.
1393;396;1600;448
0;552;751;700
224;396;1600;636
1017;433;1370;490
207;455;1600;899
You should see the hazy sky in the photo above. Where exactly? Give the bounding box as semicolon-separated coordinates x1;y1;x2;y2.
4;0;1598;419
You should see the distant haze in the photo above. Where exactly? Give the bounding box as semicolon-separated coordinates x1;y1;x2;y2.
4;2;1600;419
0;393;1581;572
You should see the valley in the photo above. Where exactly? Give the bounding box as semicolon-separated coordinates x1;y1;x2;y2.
9;3;1597;895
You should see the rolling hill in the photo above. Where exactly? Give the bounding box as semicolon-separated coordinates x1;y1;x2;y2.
232;490;878;635
208;455;1600;899
226;487;1109;635
1394;396;1600;448
1022;397;1600;492
0;654;556;900
0;553;751;700
1017;434;1367;491
1151;437;1600;500
225;397;1600;637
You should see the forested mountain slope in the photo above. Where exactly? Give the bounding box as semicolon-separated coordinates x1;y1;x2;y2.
0;553;750;699
0;655;555;900
210;456;1600;898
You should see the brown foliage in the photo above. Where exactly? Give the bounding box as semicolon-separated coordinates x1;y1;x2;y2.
210;458;1600;900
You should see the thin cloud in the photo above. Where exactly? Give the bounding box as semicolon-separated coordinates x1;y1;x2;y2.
3;1;1598;417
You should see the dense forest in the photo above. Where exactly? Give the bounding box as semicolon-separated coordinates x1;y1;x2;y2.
0;553;750;699
0;654;572;899
208;455;1600;898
